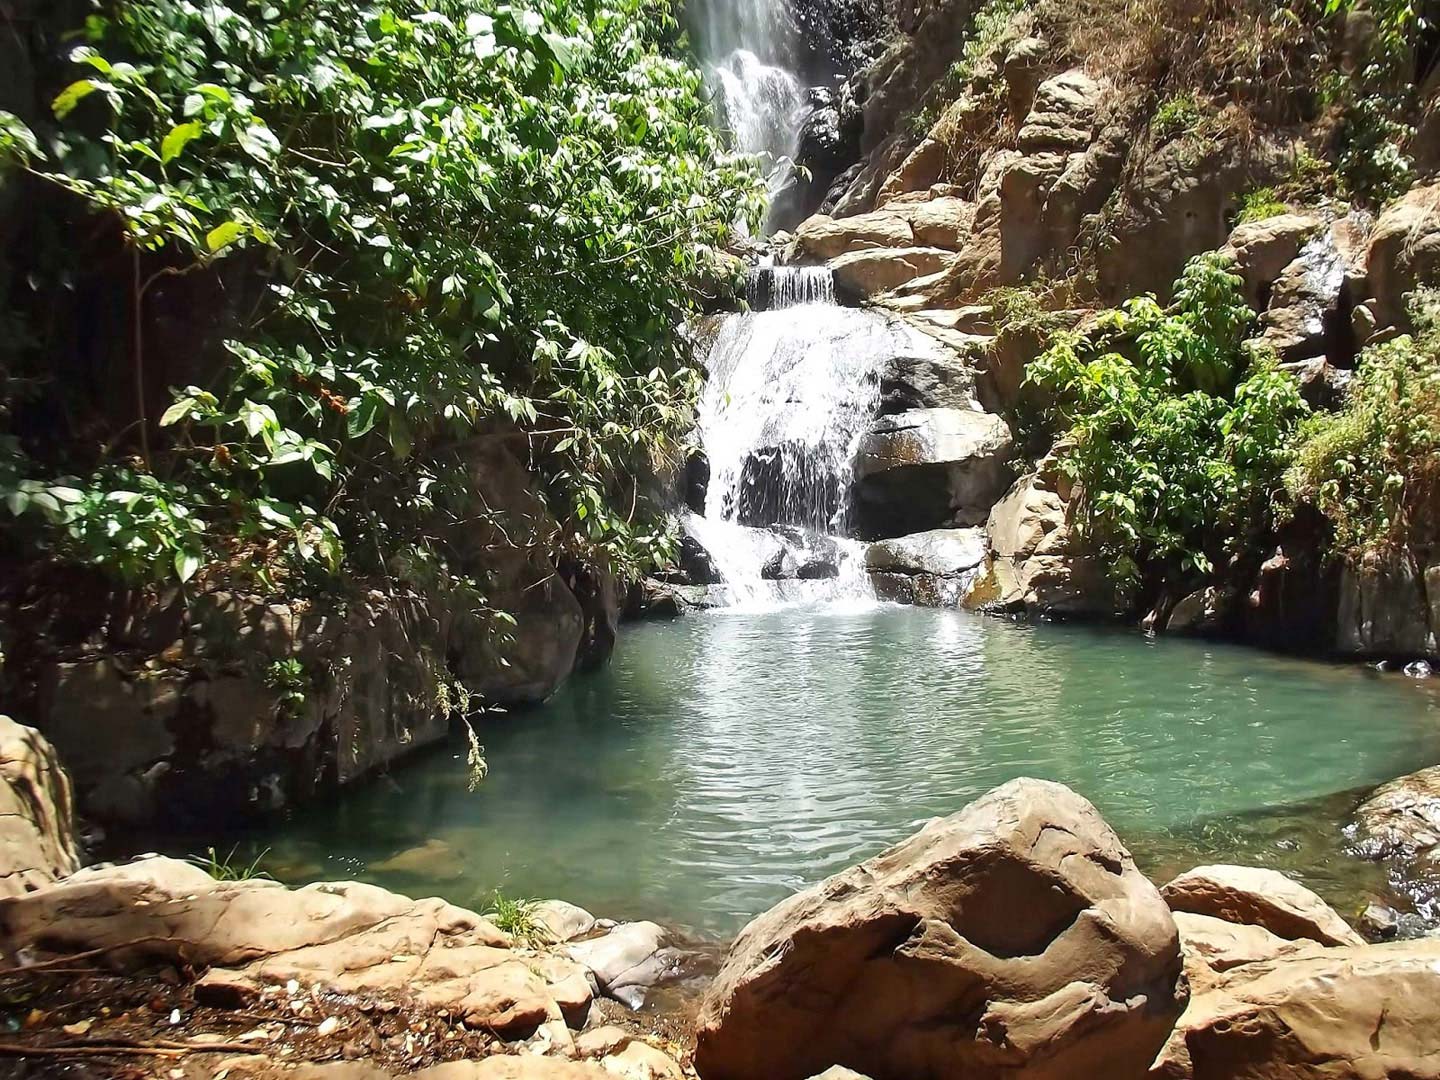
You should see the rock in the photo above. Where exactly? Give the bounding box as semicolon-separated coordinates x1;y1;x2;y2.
694;778;1187;1080
0;857;595;1040
1172;912;1320;993
1150;939;1440;1080
678;533;723;585
1258;232;1350;363
1001;36;1048;121
1366;181;1440;329
977;462;1117;616
851;408;1015;538
1352;765;1440;861
769;526;842;580
1357;902;1400;940
565;922;678;1010
1165;587;1224;635
1016;70;1105;151
1160;865;1364;946
867;528;988;607
0;716;80;897
806;1071;873;1080
1220;213;1322;310
412;1062;616;1079
792;210;914;259
892;195;975;250
600;1041;686;1080
1336;550;1437;658
876;347;978;414
830;246;958;298
370;838;459;878
533;899;597;943
1278;356;1352;410
622;579;683;621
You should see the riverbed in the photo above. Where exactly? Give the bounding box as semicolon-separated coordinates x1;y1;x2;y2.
241;605;1440;939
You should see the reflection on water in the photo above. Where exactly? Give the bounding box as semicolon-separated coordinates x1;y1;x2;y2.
237;608;1440;938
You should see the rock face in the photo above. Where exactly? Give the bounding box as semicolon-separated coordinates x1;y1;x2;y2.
851;408;1015;538
0;716;79;897
1150;939;1440;1080
1335;551;1439;659
1159;865;1363;947
974;462;1117;616
694;778;1187;1080
1366;181;1440;329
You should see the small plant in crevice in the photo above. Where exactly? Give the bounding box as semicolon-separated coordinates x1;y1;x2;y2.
907;0;1029;138
189;844;273;881
1153;91;1204;142
483;890;545;945
264;657;309;719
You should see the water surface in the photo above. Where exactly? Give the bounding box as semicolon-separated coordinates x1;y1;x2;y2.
249;607;1440;938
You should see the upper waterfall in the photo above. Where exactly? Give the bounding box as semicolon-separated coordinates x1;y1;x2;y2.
688;0;807;217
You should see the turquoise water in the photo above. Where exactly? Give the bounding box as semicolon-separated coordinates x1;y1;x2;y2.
247;607;1440;938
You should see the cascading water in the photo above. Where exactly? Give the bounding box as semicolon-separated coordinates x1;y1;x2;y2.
687;268;931;609
687;0;808;212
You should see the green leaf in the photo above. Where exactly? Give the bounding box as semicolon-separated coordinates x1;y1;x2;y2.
206;220;247;252
161;120;204;164
237;122;280;162
174;547;201;583
53;79;100;119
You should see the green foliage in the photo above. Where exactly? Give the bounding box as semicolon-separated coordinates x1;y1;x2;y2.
1;0;765;603
908;0;1028;135
986;284;1068;339
1287;290;1440;556
1153;92;1203;142
189;845;273;881
1027;253;1309;581
264;658;309;718
484;890;544;943
1234;187;1290;225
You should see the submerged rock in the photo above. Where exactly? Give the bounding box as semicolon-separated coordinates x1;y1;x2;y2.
565;921;681;1010
694;778;1186;1080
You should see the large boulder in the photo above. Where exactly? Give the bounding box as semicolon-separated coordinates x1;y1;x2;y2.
1335;550;1438;659
851;408;1015;537
1257;232;1351;363
1220;214;1323;310
1352;765;1440;861
866;528;987;606
0;716;80;897
1366;181;1440;329
693;779;1187;1080
1171;912;1321;995
1159;865;1363;947
830;246;958;298
973;462;1118;616
1150;939;1440;1080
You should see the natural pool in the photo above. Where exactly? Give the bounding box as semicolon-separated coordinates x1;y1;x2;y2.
242;606;1440;939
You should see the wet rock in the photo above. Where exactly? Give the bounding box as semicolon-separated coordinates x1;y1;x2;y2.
0;716;80;897
851;408;1015;538
1278;356;1352;410
1258;232;1351;363
867;528;987;607
679;534;723;586
622;579;684;621
1357;902;1400;940
694;778;1187;1080
1149;939;1440;1080
1160;865;1364;946
876;349;978;413
1352;765;1440;862
1165;587;1224;635
565;921;679;1010
769;526;842;580
1220;213;1322;310
1336;550;1437;659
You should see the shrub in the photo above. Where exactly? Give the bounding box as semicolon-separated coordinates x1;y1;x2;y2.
1027;253;1310;582
1153;92;1203;142
1286;290;1440;557
1235;187;1290;225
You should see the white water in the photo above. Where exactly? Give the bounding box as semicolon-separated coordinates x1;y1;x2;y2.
690;0;808;210
688;302;949;610
748;263;836;308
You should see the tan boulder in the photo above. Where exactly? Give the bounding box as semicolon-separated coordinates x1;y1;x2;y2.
791;210;915;260
1352;765;1440;858
1150;939;1440;1079
1219;213;1323;310
876;137;948;202
1017;70;1105;152
1172;912;1322;994
1366;181;1440;328
693;778;1186;1080
0;857;594;1040
890;196;975;250
0;716;80;897
830;246;958;298
412;1062;617;1079
1160;865;1363;946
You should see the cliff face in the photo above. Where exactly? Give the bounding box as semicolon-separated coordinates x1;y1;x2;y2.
775;0;1440;662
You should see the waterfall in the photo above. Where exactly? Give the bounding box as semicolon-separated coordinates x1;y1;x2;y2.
747;264;835;309
686;294;941;610
688;0;808;213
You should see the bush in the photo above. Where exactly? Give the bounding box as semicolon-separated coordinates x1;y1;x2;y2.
1027;253;1309;582
1153;92;1203;142
1286;290;1440;557
0;0;765;599
1235;187;1290;225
